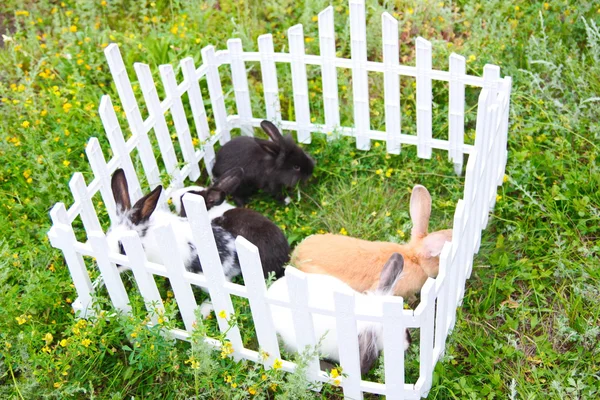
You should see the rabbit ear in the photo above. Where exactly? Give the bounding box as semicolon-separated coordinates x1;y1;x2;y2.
420;230;452;258
410;185;431;238
256;139;281;158
111;168;131;214
130;185;162;225
204;188;226;208
376;253;404;295
215;168;243;194
260;120;283;143
358;328;379;376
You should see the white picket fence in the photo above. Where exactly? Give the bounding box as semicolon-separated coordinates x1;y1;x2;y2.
47;1;511;398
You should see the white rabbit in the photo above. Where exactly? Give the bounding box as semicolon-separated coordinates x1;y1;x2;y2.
106;169;240;318
268;253;411;375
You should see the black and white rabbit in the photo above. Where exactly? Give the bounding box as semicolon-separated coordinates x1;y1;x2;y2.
267;253;411;375
171;168;289;279
212;120;315;206
106;169;240;317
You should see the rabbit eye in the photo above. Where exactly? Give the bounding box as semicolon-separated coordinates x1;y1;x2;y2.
293;165;301;171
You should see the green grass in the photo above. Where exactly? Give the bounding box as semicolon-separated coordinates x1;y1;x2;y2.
1;0;600;398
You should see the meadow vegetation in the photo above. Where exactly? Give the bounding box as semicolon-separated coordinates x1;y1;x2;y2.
0;0;599;398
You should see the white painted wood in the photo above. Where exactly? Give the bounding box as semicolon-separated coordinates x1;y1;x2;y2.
183;194;244;354
433;243;452;356
86;137;118;224
284;267;322;381
334;291;363;399
416;37;433;159
89;232;132;313
382;296;406;400
160;64;202;181
202;45;231;144
98;95;144;201
48;203;94;317
417;279;436;394
318;6;340;139
134;63;182;186
120;231;166;324
104;44;161;188
349;0;370;151
236;236;281;367
382;12;401;155
449;54;466;173
288;24;312;144
227;39;254;136
153;222;199;332
258;34;282;123
180;57;217;176
69;173;102;234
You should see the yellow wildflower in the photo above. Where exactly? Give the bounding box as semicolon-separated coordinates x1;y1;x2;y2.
16;10;29;16
21;121;30;128
467;55;476;63
503;174;509;183
81;339;92;347
54;382;62;388
375;169;383;175
273;358;282;370
63;160;70;167
44;333;53;344
231;383;237;388
23;170;31;179
330;368;340;378
63;103;72;112
339;227;348;235
333;378;341;386
270;384;278;391
60;339;68;347
101;0;107;5
16;315;27;325
70;25;77;33
248;387;257;395
543;3;549;10
218;310;227;319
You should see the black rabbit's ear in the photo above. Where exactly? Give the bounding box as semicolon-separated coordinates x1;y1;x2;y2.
377;253;404;295
256;139;280;157
130;185;162;225
358;328;379;376
111;169;131;214
204;188;226;208
260;120;283;143
215;168;243;194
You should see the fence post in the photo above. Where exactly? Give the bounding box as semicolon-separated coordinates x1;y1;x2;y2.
202;45;231;144
160;64;202;182
349;0;370;151
104;44;161;188
258;34;282;123
416;279;436;396
289;24;312;144
49;203;94;317
86;137;118;224
153;223;199;332
99;95;144;202
382;12;401;155
318;6;340;139
227;39;254;136
69;173;102;237
236;236;282;367
120;231;166;325
181;57;218;175
334;291;363;400
416;37;433;159
382;296;406;400
183;194;244;356
134;63;183;186
449;53;466;174
285;268;322;384
89;232;132;314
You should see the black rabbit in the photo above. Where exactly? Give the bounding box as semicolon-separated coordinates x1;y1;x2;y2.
212;120;315;206
172;168;289;279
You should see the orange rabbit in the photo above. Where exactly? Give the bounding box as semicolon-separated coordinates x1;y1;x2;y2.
291;185;452;300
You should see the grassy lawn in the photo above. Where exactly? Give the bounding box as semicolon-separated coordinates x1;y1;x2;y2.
1;0;599;398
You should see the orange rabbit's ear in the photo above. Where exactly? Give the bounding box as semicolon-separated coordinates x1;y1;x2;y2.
419;230;452;258
409;185;431;238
